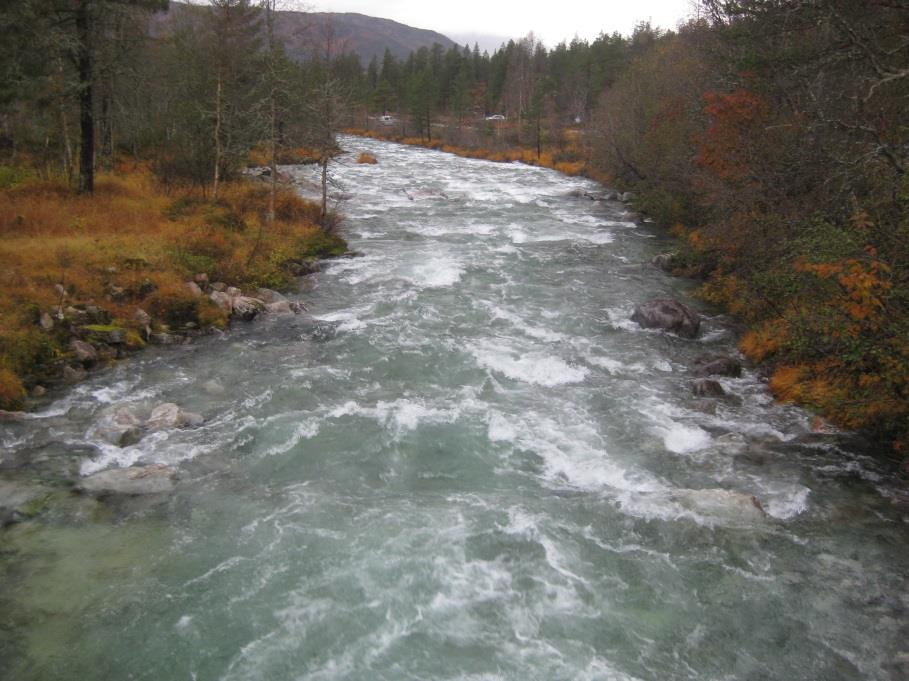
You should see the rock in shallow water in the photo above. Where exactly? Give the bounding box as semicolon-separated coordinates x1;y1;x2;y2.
631;299;701;338
93;406;143;447
0;481;51;526
77;465;177;497
147;403;203;431
692;379;726;398
695;355;743;378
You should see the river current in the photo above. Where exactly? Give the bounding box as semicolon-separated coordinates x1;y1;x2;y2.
1;136;908;680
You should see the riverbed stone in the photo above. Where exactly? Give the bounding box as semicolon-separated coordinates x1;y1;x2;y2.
209;291;232;313
231;296;266;322
651;253;676;271
631;299;701;338
147;403;186;430
70;339;99;366
93;406;143;447
77;464;177;497
185;281;204;297
63;365;88;383
256;288;287;304
39;312;54;331
695;356;743;378
0;481;52;526
671;488;767;522
202;379;226;396
692;379;726;398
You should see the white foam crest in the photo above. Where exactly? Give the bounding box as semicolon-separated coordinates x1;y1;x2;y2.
482;302;566;343
469;341;588;387
261;420;320;457
329;398;459;434
405;258;464;288
487;413;518;443
614;487;769;527
639;397;712;455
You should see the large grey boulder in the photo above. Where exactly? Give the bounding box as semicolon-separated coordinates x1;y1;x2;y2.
93;406;143;447
70;339;99;366
77;464;176;497
147;403;204;431
631;299;701;338
209;291;232;313
256;288;288;304
231;296;266;322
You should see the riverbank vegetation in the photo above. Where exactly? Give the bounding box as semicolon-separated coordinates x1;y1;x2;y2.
0;0;349;408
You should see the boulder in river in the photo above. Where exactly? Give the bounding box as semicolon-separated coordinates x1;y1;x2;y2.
231;296;266;322
93;406;143;447
209;291;232;313
694;355;742;378
77;464;177;497
147;403;203;431
692;379;726;398
631;299;701;338
651;253;676;271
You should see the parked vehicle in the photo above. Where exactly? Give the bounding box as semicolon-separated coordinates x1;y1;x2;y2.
379;115;394;125
485;114;506;121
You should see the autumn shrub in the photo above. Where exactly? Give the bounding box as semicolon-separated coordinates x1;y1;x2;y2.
0;368;26;410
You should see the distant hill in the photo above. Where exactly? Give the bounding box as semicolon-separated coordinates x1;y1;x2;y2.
155;4;457;66
278;12;458;64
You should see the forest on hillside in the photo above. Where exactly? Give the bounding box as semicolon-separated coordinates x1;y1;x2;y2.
1;0;908;451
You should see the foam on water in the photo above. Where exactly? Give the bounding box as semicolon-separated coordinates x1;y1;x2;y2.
469;341;589;387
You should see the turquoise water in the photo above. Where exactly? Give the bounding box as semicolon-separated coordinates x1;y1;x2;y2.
1;137;907;680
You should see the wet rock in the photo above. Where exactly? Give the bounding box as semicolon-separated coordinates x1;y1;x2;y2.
694;356;742;378
631;299;701;338
39;312;54;331
93;406;143;447
185;281;204;297
0;410;26;421
210;282;228;293
256;288;287;304
339;251;364;259
226;286;242;298
621;191;637;202
30;385;47;398
290;259;320;277
0;481;51;526
77;464;177;497
147;403;203;431
209;291;232;313
63;365;87;383
70;339;99;366
692;379;726;398
689;399;718;415
84;326;126;345
266;301;294;315
651;253;676;271
231;296;266;322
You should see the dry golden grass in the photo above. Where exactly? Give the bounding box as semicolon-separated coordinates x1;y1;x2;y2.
0;165;345;408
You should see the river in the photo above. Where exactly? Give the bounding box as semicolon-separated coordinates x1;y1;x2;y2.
1;136;908;680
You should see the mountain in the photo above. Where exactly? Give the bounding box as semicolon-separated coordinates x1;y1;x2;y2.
154;4;457;66
278;12;458;64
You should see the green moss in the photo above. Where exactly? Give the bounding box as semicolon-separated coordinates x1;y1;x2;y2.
298;231;347;259
82;324;121;333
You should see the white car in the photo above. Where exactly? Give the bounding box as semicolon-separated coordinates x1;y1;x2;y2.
485;114;506;121
379;115;394;125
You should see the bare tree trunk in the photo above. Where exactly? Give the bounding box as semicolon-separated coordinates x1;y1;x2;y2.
99;74;113;167
320;155;329;225
213;69;223;201
76;0;95;194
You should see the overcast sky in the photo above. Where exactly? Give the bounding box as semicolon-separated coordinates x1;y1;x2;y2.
306;0;698;47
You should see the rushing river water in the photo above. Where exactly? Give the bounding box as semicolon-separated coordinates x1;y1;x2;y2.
2;136;909;681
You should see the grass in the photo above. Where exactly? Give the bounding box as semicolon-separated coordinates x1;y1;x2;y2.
0;164;345;408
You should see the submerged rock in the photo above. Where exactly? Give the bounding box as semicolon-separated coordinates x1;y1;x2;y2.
631;299;701;338
202;379;226;396
671;488;767;522
0;481;51;527
77;464;177;497
692;379;726;398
